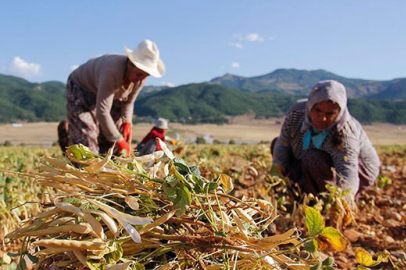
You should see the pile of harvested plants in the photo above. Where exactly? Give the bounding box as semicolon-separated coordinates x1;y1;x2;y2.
6;140;328;269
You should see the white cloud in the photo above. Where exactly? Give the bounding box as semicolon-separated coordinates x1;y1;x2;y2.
231;62;240;68
162;81;175;88
234;33;264;42
245;33;264;42
229;32;267;49
229;42;243;49
70;65;79;71
7;57;41;77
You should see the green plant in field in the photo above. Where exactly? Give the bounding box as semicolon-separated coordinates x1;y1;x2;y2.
0;146;61;241
308;184;355;230
355;248;400;270
376;175;392;189
303;207;348;270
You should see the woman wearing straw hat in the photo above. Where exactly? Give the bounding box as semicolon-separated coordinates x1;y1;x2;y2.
136;118;169;156
58;39;165;156
271;80;380;202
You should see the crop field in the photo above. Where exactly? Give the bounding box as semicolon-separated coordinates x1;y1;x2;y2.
0;143;405;270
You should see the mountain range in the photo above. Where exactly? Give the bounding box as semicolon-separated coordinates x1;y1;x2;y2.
209;69;404;99
1;69;405;124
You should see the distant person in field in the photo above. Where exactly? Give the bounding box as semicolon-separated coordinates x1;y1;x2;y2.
271;80;380;200
58;39;165;156
136;118;170;155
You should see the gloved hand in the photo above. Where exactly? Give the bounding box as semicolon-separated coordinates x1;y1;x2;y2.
116;139;131;157
122;122;132;143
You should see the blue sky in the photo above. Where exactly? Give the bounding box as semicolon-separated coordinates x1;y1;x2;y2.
0;0;405;87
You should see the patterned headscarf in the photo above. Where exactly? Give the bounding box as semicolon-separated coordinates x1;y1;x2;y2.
301;80;350;133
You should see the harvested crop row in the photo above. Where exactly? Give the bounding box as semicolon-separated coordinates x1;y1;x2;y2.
6;141;315;269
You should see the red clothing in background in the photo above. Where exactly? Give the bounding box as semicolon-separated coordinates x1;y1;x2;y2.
140;127;166;150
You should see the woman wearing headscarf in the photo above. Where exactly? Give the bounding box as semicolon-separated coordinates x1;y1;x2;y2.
271;80;380;200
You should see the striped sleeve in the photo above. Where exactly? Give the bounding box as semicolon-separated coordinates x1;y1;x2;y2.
330;128;360;195
272;104;298;172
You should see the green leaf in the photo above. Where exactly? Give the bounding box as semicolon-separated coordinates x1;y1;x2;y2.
305;207;325;237
310;263;322;270
204;182;219;193
163;184;177;201
321;266;335;270
16;258;27;270
27;253;38;263
173;157;191;174
215;231;227;238
67;144;94;160
322;257;334;266
173;185;192;216
128;263;146;270
304;239;318;253
192;174;205;193
164;181;192;216
138;195;159;214
87;259;106;270
104;241;123;264
319;227;348;252
5;176;14;184
190;166;201;177
355;247;381;267
166;175;180;187
66;144;83;160
171;164;188;183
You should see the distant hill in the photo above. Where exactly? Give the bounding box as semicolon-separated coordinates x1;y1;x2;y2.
135;82;406;125
135;83;298;123
1;70;406;124
141;85;168;95
370;78;406;100
210;69;394;98
0;74;66;122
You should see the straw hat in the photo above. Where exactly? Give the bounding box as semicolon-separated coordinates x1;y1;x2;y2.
155;118;168;129
124;39;165;78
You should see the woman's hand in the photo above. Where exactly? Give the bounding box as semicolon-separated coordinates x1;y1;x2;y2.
116;139;131;157
122;122;132;143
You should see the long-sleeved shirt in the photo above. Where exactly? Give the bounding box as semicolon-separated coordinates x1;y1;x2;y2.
273;101;380;194
140;128;166;151
70;54;145;142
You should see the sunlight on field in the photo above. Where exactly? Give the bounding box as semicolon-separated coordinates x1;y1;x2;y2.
0;143;405;269
1;120;405;146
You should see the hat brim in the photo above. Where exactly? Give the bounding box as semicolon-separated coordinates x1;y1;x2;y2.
124;46;165;78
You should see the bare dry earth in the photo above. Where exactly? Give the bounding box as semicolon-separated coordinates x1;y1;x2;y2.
0;117;406;146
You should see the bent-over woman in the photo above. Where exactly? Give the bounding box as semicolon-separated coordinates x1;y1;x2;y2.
136;118;168;155
271;80;380;200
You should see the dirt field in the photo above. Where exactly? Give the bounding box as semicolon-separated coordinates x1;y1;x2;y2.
0;119;405;146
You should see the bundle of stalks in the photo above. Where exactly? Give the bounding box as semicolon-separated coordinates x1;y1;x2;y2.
6;140;314;270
